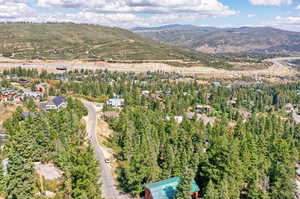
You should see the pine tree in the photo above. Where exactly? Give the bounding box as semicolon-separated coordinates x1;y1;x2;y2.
204;180;219;199
175;169;194;199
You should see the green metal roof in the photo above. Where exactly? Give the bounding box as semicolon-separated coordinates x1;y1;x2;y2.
144;177;200;199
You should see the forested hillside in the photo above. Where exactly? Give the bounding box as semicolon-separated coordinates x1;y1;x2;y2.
134;25;300;55
0;97;101;198
61;71;300;198
1;68;300;198
0;23;209;62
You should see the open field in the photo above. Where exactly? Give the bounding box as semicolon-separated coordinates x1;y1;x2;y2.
0;57;297;78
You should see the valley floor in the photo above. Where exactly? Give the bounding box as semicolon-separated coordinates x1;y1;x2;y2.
0;57;298;79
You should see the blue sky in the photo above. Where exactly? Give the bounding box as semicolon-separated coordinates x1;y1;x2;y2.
0;0;300;31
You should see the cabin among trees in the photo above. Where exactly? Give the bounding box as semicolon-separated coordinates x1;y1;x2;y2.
144;177;200;199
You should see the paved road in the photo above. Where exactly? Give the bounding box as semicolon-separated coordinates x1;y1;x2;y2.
271;57;300;68
83;101;129;199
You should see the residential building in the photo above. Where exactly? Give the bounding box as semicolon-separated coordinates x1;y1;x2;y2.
107;98;124;108
144;177;200;199
21;112;37;117
212;81;221;87
40;96;67;111
23;91;43;99
5;74;17;80
142;90;150;95
174;116;183;124
195;105;213;114
0;88;15;95
95;103;104;112
36;83;48;94
18;78;30;84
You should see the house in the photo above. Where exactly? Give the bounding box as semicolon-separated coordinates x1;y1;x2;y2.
23;91;43;99
150;93;163;100
5;74;17;80
166;116;183;124
36;83;48;94
0;88;15;95
0;89;22;104
107;98;124;108
227;99;237;106
164;91;172;96
21;112;37;117
40;96;67;111
144;177;200;199
12;94;23;104
56;66;67;71
142;90;150;95
55;76;69;81
185;113;216;126
174;116;183;124
238;109;251;119
199;115;216;126
212;81;221;87
95;103;104;112
195;105;213;114
186;112;197;120
18;78;30;84
283;103;294;113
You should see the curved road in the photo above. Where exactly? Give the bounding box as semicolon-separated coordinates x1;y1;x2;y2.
83;101;129;199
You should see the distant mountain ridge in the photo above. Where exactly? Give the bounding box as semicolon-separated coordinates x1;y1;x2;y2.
133;24;300;55
0;23;209;61
132;24;218;31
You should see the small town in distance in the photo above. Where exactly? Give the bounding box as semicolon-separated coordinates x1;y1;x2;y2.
1;1;300;199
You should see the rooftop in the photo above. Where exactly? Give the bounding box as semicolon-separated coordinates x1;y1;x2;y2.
144;177;200;199
52;96;67;107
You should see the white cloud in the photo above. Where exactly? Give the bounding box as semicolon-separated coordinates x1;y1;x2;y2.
37;0;237;16
249;0;293;6
275;15;300;25
296;4;300;9
247;14;256;18
0;0;31;3
0;10;149;28
0;2;35;18
0;0;237;28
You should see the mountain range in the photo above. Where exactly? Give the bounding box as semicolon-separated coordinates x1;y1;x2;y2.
0;23;209;62
133;24;300;55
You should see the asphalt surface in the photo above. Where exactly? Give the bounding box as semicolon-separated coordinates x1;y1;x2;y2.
83;101;129;199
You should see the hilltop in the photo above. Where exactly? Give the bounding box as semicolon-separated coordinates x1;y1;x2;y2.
133;25;300;55
0;23;211;62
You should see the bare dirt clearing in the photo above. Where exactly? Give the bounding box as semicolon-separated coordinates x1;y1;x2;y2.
0;104;17;129
34;162;64;180
0;57;298;78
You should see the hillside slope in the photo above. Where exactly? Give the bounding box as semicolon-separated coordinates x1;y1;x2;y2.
0;23;208;61
134;25;300;55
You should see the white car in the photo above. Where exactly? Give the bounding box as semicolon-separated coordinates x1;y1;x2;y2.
104;159;111;163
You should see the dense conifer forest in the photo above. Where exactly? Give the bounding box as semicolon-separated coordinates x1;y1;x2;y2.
0;95;101;198
1;67;300;198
